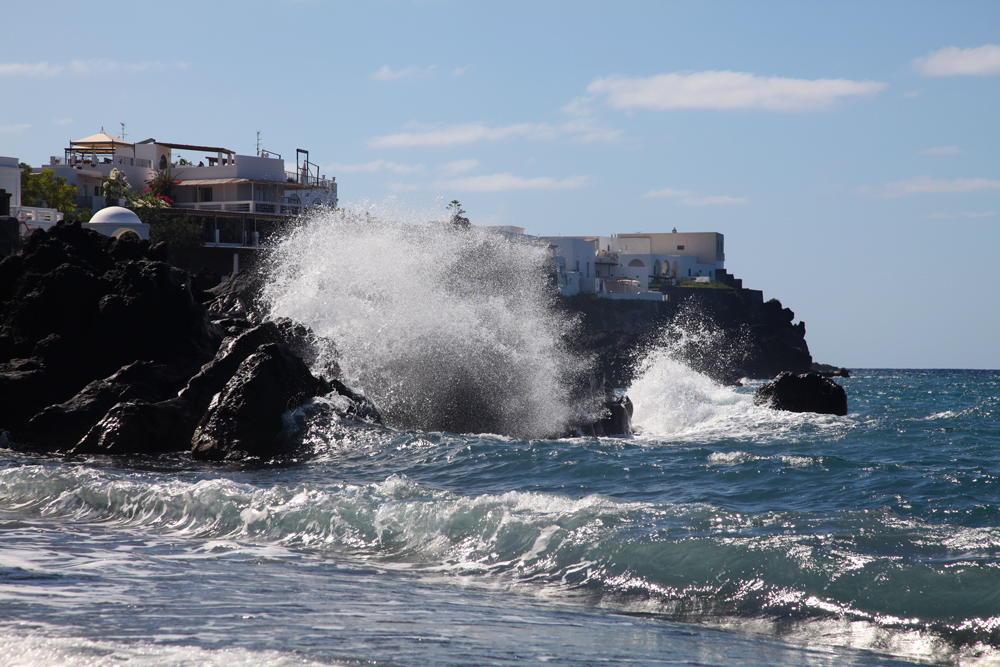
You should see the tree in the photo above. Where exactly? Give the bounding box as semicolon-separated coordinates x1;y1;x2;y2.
448;200;470;229
102;168;130;202
20;163;79;216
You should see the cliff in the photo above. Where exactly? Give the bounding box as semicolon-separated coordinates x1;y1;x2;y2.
561;282;812;388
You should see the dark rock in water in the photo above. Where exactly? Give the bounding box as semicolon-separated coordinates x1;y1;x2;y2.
17;361;192;451
191;344;331;461
0;223;221;437
754;371;848;416
568;370;634;437
599;394;633;436
811;362;851;378
74;397;198;455
0;222;379;461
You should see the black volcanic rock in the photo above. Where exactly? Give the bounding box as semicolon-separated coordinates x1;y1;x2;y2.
74;397;199;455
753;371;848;416
0;223;221;438
19;361;192;451
191;343;330;461
562;286;815;388
0;222;381;460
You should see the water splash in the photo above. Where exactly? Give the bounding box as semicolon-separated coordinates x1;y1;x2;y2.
262;204;592;438
627;310;750;437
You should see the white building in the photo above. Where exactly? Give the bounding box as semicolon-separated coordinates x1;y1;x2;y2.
0;156;21;217
37;133;337;218
542;230;726;300
1;154;64;226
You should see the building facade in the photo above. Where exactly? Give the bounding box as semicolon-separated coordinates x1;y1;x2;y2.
543;230;726;300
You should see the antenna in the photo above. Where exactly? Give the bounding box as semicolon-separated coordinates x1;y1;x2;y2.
120;122;126;140
256;131;260;156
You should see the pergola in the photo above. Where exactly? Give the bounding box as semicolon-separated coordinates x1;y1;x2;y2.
65;132;135;163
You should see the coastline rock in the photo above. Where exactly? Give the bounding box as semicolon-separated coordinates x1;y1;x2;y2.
18;361;193;451
0;222;378;461
753;371;848;416
0;223;220;436
191;343;330;461
74;397;198;455
811;362;851;378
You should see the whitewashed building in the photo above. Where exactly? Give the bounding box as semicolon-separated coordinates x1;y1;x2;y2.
37;133;337;219
1;154;64;226
542;230;726;300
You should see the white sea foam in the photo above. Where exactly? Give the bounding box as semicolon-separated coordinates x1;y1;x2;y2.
627;347;752;438
263;203;591;438
0;626;344;667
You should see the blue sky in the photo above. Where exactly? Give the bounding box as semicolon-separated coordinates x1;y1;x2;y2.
3;1;998;369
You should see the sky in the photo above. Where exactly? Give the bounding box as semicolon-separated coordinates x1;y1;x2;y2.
2;1;998;369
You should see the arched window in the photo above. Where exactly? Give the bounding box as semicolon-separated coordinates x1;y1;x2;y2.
628;259;645;268
654;260;662;275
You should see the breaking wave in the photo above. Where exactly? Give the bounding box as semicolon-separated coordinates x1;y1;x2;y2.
262;204;592;438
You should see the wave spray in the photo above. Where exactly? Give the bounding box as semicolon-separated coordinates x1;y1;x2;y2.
263;204;592;438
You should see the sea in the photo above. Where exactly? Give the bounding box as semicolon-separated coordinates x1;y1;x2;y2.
2;211;999;666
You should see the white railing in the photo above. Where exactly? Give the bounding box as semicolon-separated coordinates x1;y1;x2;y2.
17;206;64;223
595;251;619;264
173;200;303;216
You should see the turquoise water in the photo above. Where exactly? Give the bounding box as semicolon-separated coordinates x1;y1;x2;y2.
1;368;998;666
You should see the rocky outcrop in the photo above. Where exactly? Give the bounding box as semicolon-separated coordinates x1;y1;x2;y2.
811;362;851;378
563;285;816;388
753;371;848;416
0;222;378;460
191;344;330;461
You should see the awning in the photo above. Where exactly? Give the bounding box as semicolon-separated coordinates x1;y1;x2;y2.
70;132;134;153
139;141;235;155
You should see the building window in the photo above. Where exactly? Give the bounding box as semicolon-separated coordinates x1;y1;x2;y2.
199;187;213;202
94;185;100;196
677;245;685;250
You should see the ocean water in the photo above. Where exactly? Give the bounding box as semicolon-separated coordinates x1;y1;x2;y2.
2;367;998;667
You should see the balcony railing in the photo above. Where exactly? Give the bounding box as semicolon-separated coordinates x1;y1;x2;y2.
595;251;619;264
173;200;304;216
284;170;334;189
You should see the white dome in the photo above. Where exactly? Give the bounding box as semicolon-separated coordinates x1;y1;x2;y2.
89;206;143;225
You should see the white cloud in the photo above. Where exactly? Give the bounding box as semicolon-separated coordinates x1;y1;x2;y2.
53;118;73;126
451;66;470;77
373;65;433;80
643;187;747;206
370;122;540;148
0;62;63;76
0;124;30;133
0;60;188;76
440;159;480;174
918;145;960;156
926;211;997;219
328;160;424;174
913;44;1000;77
643;187;694;198
904;90;922;99
863;176;1000;198
681;195;749;206
557;97;624;143
370;113;620;148
436;173;589;192
588;71;885;112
